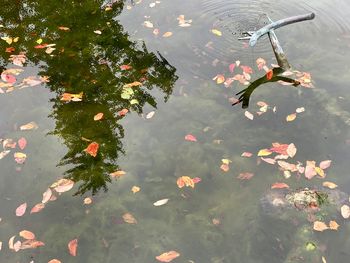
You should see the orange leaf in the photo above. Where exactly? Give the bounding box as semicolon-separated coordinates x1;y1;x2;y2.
19;230;35;240
220;164;229;172
271;182;289;189
286;113;297;122
213;74;225;84
156;251;180;262
110;170;126;178
118;108;129;116
30;203;45;214
120;65;132;70
84;142;99;157
313;221;328;232
176;176;195;188
322;181;338;189
123;213;137;224
93;113;104;121
68;238;78;256
162;32;173;38
58;26;70;31
266;69;273;80
329;220;339;230
48;260;61;263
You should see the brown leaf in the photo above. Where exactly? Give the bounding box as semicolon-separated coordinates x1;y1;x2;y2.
123;213;137;224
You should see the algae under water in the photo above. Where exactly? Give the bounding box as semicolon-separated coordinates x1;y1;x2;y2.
0;0;350;262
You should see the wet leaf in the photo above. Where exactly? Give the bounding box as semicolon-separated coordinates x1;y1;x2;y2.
8;236;15;250
123;81;142;88
213;74;225;84
19;230;35;240
51;178;74;193
240;65;253;74
315;167;325;178
296;107;305;113
319;160;332;170
305;242;316;251
221;159;231;165
30;203;45;214
229;63;235;73
68;238;78;256
305;161;317;179
143;21;154;28
185;134;197;142
146;111;155;119
261;157;276;164
16;203;27;216
266;69;273;80
1;73;16;83
286;113;297;122
84;197;92;205
48;260;61;263
42;188;52;204
286;143;297;158
18;137;27;150
313;221;328;232
0;150;11;159
244;111;254;120
61;92;83;102
110;170;126;178
123;213;137;224
271;182;289;189
58;26;70;31
322;256;327;263
20;121;38;131
118;108;129;116
13;240;21;252
156;251;180;262
257;149;272;157
162;32;173;38
277;161;297;172
341;204;350;219
84;142;99;157
93;113;104;121
241;152;253;158
94;30;102;34
192;177;201;184
177;176;195;188
237;172;254;180
120;65;132;70
14;152;26;164
256;58;266;70
220;164;229;172
153;199;169;206
131;186;140;193
211;29;222;36
329;220;339;230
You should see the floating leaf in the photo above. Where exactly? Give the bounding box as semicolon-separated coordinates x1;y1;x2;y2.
143;21;154;28
131;186;140;193
30;203;45;214
84;142;99;157
120;65;132;70
162;32;173;38
286;113;297;122
118;108;129;116
213;74;225;84
20;122;38;131
156;251;180;262
146;111;155;119
48;260;61;263
319;160;332;170
229;63;235;73
192;177;201;184
58;26;70;31
313;221;328;232
244;111;254;120
68;238;78;256
271;182;289;189
220;164;229;172
176;176;195;188
286;143;297;158
83;197;92;205
241;152;253;158
237;172;254;180
123;81;142;88
305;161;317;179
14;152;26;164
256;58;266;70
94;30;102;34
185;134;197;142
211;29;222;36
153;199;169;206
93;113;104;121
315;167;325;178
110;170;126;178
51;178;74;193
19;230;35;240
61;92;83;102
16;203;27;217
329;220;339;230
261;157;276;164
241;65;253;74
8;236;15;250
0;150;11;159
18;137;27;150
123;213;137;224
42;188;52;204
296;107;305;113
257;149;272;157
341;204;350;219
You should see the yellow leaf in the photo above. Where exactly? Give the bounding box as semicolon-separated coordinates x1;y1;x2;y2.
315;167;325;178
286;113;297;122
1;36;12;45
213;74;225;84
322;181;337;189
257;149;272;157
131;186;140;193
322;256;327;263
221;159;231;165
162;32;173;38
13;37;19;43
313;221;328;232
329;220;339;230
211;29;222;36
36;39;43;44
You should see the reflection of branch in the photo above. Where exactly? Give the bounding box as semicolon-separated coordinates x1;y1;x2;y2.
232;67;300;108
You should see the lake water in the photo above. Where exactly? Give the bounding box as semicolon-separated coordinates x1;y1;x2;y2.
0;0;350;262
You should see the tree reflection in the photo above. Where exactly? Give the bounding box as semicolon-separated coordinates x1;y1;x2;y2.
0;0;178;195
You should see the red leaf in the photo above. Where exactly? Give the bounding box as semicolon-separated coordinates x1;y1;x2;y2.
16;202;27;216
34;44;48;49
120;65;132;70
18;137;27;150
118;108;129;116
192;177;202;184
30;203;45;214
84;142;99;157
241;152;253;158
240;65;253;74
266;69;273;80
68;238;78;256
185;134;197;142
270;143;289;155
1;73;16;83
271;182;289;189
229;63;235;73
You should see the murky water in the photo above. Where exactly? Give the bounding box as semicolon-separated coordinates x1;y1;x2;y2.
0;0;350;262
